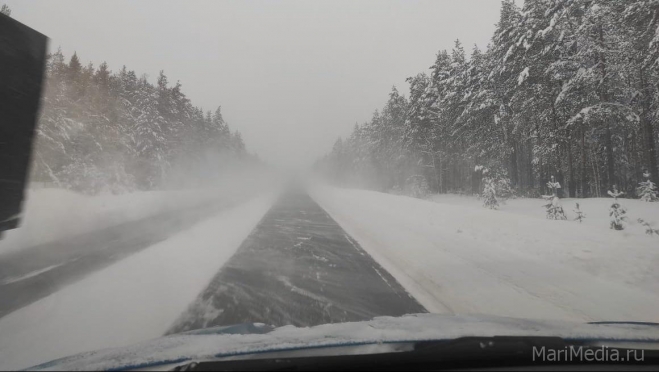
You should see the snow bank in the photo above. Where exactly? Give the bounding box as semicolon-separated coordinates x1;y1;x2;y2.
426;193;659;292
428;193;659;234
311;186;659;324
0;192;277;370
0;169;277;255
0;189;208;253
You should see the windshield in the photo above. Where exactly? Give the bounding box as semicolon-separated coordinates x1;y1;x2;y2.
0;0;658;370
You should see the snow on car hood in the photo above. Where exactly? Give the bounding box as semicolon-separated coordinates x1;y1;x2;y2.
31;314;659;371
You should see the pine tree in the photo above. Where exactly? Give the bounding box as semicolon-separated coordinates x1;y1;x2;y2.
47;47;67;78
637;171;658;202
231;132;246;154
30;50;253;193
318;0;659;201
481;169;499;210
94;62;111;89
212;106;230;140
404;72;439;191
67;52;82;80
608;186;627;230
543;176;567;220
623;0;659;185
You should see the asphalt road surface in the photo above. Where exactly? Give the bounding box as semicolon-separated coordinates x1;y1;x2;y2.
0;199;236;320
168;188;426;334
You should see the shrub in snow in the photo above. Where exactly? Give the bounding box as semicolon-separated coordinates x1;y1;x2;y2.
542;176;567;220
608;186;627;230
404;175;430;199
637;172;658;202
482;176;499;209
573;203;586;223
476;165;513;205
637;219;659;236
390;184;403;195
542;195;567;220
495;177;515;203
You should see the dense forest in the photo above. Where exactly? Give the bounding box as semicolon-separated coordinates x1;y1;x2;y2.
31;48;254;194
4;2;255;195
318;0;659;199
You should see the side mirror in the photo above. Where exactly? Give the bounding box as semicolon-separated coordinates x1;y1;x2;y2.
0;13;48;236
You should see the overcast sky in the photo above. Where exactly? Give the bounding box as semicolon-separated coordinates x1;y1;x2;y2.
6;0;501;169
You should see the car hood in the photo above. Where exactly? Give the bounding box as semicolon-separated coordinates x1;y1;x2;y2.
30;314;659;371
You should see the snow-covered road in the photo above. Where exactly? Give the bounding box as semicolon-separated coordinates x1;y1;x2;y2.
0;193;277;370
2;183;659;370
168;188;425;334
0;199;242;319
311;185;659;323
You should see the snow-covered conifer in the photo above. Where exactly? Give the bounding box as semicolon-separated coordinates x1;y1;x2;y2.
482;175;499;210
31;51;252;194
608;186;627;230
1;4;11;16
542;176;567;220
637;172;658;202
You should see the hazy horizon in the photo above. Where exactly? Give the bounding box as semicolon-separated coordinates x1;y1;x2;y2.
5;0;500;168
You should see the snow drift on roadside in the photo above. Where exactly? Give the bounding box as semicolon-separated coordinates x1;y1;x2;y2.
0;169;278;255
0;192;277;371
311;185;659;324
0;189;208;254
428;193;659;237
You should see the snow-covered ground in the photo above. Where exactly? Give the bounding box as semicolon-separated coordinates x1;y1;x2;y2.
0;192;277;370
311;185;659;324
0;174;272;255
3;183;658;369
0;188;217;254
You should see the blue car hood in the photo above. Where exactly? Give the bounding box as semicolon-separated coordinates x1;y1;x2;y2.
31;313;659;371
